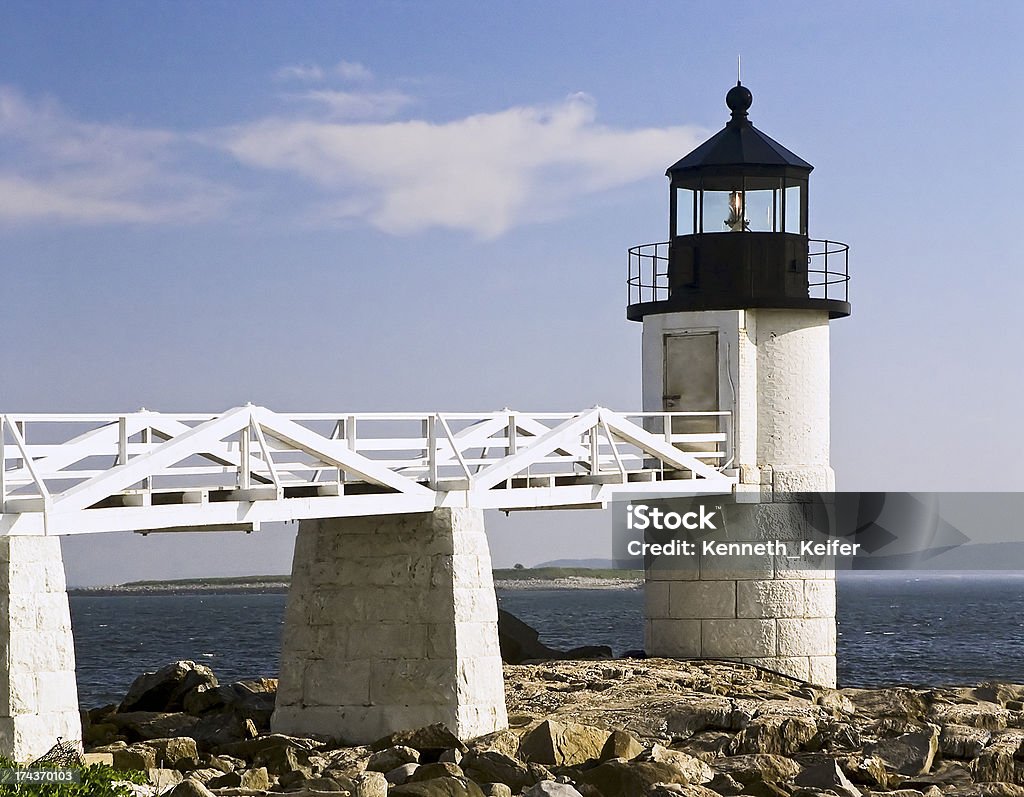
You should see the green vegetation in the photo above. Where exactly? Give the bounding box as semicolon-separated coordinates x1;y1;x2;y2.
0;759;145;796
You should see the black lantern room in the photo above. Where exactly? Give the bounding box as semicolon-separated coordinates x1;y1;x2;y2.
627;82;850;321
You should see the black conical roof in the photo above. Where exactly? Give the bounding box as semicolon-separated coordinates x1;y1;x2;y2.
667;83;812;178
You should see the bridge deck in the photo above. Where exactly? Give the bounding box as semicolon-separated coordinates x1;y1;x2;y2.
0;406;736;536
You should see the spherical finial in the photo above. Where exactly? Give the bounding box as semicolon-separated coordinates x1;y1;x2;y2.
726;82;752;117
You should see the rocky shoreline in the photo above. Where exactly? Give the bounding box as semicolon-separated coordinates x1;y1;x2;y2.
81;656;1024;797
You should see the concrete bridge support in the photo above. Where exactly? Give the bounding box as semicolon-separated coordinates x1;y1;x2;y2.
273;508;508;743
0;536;82;761
642;309;837;686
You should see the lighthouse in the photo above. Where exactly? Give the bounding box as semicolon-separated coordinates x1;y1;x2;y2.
627;82;850;686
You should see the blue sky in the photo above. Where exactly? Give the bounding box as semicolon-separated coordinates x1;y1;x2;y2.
1;1;1021;584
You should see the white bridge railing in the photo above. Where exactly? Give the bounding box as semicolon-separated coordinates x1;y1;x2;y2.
0;406;736;536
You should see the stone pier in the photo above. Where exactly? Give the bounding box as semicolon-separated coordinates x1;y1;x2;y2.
273;508;508;743
0;536;82;761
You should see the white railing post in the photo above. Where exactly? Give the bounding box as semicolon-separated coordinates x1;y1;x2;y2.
239;425;251;490
427;415;438;489
117;416;128;466
589;425;600;474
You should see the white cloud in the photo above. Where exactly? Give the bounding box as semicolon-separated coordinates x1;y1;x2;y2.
219;94;705;237
274;63;325;82
334;61;373;82
292;89;413;120
0;87;231;225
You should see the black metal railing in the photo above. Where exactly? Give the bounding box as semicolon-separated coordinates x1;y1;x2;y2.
627;238;850;306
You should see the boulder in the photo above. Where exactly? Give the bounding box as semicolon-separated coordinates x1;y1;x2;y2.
666;697;756;736
733;715;819;755
498;610;611;663
217;733;321;775
367;745;421;772
353;770;390;797
387;763;422;785
462;751;547;792
711;754;802;785
390;776;487;797
866;725;939;775
524;782;585;797
321;745;372;776
147;768;183;791
121;661;218;713
373;723;468;755
941;723;992;758
647;786;722;797
794;761;862;797
411;763;466;781
110;743;158;771
577;760;703;797
519;720;611;766
640;745;714;784
480;784;513;797
677;732;734;761
146;736;198;767
166;780;216;797
466;730;521;758
110;711;201;742
599;731;644;763
842;689;930;720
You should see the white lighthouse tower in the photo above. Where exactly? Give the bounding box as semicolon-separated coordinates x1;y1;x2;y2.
627;82;850;686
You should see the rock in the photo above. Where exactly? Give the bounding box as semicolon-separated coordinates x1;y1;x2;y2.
462;751;547;792
353;770;389;797
678;731;735;761
480;784;513;797
146;736;199;767
647;786;721;797
498;610;611;663
466;730;520;758
110;743;158;771
387;763;422;785
167;780;216;797
390;776;486;797
931;702;1011;731
321;745;372;776
578;760;703;797
666;697;756;736
121;661;219;713
711;754;802;785
110;711;202;742
367;744;421;772
239;766;271;790
519;720;611;766
705;773;744;796
147;768;183;791
733;715;819;755
900;761;975;790
599;730;644;763
941;723;992;758
440;748;464;765
217;733;321;775
640;745;714;784
411;763;465;781
524;781;585;797
794;761;862;797
843;689;930;720
866;725;939;775
373;723;468;754
180;768;223;784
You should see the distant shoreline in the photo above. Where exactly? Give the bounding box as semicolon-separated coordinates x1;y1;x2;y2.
68;567;644;596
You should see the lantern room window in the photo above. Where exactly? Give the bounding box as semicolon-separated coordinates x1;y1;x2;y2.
672;177;807;237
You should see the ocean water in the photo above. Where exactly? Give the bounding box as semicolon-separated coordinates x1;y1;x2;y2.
69;573;1024;708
